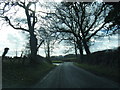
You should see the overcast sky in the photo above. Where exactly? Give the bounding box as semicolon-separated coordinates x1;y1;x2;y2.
0;0;119;57
0;25;119;57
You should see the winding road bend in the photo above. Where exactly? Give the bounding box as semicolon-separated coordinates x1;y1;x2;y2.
33;62;120;88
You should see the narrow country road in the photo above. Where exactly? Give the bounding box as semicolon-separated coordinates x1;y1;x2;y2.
33;62;120;88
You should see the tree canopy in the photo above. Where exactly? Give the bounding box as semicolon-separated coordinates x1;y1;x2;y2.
0;1;119;63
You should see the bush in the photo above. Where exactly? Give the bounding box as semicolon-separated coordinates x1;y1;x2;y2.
82;47;120;67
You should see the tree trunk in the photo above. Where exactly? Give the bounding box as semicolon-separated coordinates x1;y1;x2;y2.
76;40;83;62
74;42;78;57
77;41;83;56
74;42;80;62
82;39;91;55
46;42;52;64
47;42;50;59
30;33;37;64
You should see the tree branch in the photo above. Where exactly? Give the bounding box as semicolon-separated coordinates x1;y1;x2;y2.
37;39;44;51
4;16;29;32
87;22;106;40
85;4;105;36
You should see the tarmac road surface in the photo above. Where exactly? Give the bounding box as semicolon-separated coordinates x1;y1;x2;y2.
33;62;120;88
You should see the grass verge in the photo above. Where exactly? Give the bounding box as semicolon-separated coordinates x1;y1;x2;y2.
74;63;120;83
3;62;56;88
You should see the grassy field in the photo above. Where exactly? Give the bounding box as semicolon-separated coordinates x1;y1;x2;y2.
52;60;63;63
74;63;120;83
2;62;55;88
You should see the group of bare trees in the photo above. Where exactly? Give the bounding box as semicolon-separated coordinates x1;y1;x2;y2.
46;2;119;59
0;1;119;63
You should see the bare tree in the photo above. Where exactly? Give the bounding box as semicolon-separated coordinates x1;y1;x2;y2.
38;26;57;62
0;1;45;64
47;2;114;56
58;32;79;57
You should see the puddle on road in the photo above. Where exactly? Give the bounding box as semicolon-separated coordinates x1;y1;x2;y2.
53;63;63;66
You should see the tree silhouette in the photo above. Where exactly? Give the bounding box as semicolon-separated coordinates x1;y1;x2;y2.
0;1;45;64
47;2;115;57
